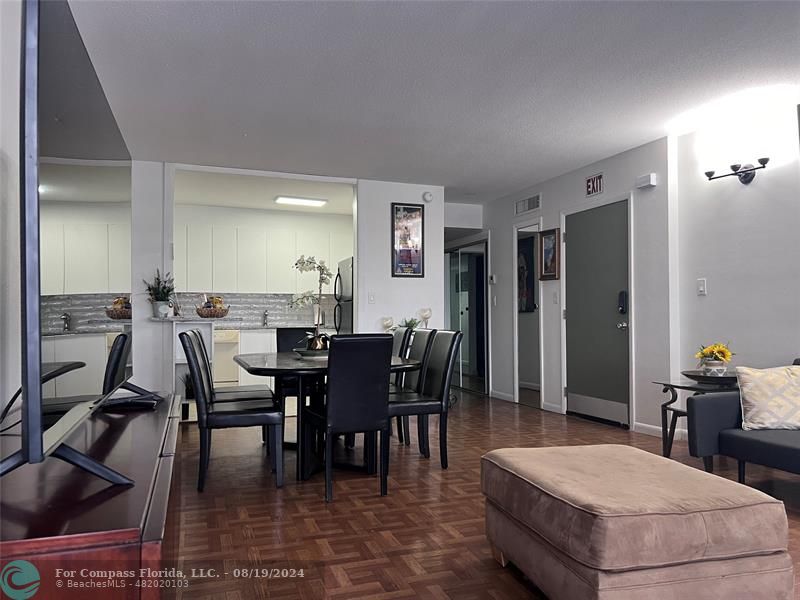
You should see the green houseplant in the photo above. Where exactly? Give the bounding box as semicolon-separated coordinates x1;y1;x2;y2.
143;269;175;319
291;255;333;350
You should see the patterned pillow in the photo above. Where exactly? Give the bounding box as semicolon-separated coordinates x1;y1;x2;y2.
736;366;800;430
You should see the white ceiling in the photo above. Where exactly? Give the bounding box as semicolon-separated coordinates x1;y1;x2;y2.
69;1;800;204
174;170;355;215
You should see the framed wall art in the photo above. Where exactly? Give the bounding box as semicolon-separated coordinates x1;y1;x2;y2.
391;203;424;277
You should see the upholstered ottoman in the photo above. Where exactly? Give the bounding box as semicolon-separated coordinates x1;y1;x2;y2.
481;445;794;600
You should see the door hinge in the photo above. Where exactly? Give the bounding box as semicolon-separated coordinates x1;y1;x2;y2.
563;386;568;397
562;308;567;319
562;231;565;243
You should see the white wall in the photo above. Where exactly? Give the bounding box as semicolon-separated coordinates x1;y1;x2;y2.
356;180;445;332
0;0;21;406
484;138;671;428
445;202;483;229
677;104;800;370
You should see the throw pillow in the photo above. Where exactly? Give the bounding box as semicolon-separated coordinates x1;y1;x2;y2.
736;365;800;430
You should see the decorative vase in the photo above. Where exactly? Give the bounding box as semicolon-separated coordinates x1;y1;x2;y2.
702;360;727;376
306;331;330;351
152;300;172;319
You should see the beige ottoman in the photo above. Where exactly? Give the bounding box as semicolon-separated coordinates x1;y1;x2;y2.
481;445;794;600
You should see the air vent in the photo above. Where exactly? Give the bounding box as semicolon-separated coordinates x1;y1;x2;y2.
515;194;541;215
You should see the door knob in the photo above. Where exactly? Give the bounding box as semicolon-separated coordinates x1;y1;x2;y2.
616;321;629;330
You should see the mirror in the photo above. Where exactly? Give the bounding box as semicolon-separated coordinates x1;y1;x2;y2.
38;0;132;399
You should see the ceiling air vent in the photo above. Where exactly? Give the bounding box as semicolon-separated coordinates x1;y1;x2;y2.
515;194;541;215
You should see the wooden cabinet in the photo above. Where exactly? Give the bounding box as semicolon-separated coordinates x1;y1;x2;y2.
63;224;110;294
212;226;237;292
236;227;267;293
266;230;297;293
40;222;64;295
108;223;131;292
187;224;213;292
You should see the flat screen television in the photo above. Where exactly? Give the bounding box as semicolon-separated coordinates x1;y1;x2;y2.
0;0;142;484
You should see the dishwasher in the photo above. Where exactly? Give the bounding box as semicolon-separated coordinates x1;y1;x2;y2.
212;329;240;388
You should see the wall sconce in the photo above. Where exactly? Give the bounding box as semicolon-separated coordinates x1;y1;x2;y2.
704;158;769;185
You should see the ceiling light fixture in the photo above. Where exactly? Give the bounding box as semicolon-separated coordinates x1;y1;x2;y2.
274;196;328;207
704;158;769;185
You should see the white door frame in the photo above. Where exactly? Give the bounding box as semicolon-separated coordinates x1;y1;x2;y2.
444;233;491;395
559;193;636;425
511;217;544;407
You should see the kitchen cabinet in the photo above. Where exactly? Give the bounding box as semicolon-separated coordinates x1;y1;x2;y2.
266;230;297;293
187;224;213;292
64;224;110;294
236;228;267;293
174;224;188;292
330;231;353;271
108;223;131;293
296;231;330;293
238;330;276;388
40;222;64;296
43;334;108;398
41;337;57;398
212;226;237;292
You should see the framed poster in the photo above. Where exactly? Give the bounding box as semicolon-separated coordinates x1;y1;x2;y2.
517;236;536;312
538;228;560;280
391;203;424;277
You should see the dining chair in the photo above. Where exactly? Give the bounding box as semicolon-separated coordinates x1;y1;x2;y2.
300;334;393;502
393;328;436;446
180;331;285;491
388;330;462;468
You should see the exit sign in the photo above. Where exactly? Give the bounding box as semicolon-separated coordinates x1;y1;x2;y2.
585;172;604;197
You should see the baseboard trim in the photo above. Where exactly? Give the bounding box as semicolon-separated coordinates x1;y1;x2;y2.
519;381;541;391
491;390;514;402
634;421;687;441
542;402;564;414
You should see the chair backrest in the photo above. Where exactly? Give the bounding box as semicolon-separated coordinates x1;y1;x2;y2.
179;330;214;427
187;329;213;379
421;330;463;408
793;358;800;366
392;327;411;357
326;334;392;433
403;328;436;392
277;327;310;352
102;332;131;394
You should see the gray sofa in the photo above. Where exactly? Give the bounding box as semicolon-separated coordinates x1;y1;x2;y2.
687;391;800;483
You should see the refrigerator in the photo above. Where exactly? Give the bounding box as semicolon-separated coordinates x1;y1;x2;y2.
333;257;354;334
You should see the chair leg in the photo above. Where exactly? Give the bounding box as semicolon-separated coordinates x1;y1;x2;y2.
738;460;746;484
418;415;430;458
273;423;284;488
344;433;356;448
439;413;448;469
198;428;211;492
395;416;404;444
403;416;411;446
702;456;714;473
380;428;389;496
325;431;334;502
263;425;271;456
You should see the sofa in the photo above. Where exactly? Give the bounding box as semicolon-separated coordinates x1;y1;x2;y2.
687;390;800;483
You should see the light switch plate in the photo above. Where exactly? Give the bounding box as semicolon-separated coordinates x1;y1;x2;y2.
368;293;376;304
697;278;708;296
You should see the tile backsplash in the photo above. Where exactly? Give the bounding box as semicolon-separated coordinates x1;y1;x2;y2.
41;292;337;336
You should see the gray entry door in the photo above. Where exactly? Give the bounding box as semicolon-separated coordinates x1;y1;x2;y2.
565;200;630;425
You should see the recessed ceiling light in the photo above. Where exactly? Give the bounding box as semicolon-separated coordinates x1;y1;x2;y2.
274;196;327;207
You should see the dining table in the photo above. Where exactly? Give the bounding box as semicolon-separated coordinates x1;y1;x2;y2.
234;352;421;481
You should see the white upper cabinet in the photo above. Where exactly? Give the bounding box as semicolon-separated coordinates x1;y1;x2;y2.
187;224;213;292
40;222;64;296
64;224;110;294
297;230;331;293
266;229;297;293
173;223;188;292
236;227;267;293
330;230;353;269
212;226;237;292
108;223;131;293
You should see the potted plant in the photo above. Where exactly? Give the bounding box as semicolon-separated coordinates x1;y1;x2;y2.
291;256;333;350
695;342;733;376
143;269;175;319
400;317;420;329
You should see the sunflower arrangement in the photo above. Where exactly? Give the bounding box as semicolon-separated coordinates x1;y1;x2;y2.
695;343;734;364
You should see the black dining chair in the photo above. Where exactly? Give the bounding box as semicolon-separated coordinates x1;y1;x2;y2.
180;331;285;491
388;330;462;468
392;328;436;446
300;334;393;502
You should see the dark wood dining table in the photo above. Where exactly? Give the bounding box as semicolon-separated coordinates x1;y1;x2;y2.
234;352;421;481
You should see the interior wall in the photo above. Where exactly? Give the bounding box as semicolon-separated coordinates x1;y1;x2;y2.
484;138;671;429
0;0;22;407
356;180;445;332
677;104;800;370
445;202;483;229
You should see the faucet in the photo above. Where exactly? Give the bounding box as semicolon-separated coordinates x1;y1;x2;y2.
59;312;71;332
263;310;269;327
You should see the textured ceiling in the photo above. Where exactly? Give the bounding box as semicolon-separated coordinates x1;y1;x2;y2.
68;1;800;203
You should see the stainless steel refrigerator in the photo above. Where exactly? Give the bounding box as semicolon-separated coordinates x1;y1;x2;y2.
333;257;354;334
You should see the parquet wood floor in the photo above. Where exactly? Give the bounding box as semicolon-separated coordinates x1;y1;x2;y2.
165;391;799;599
